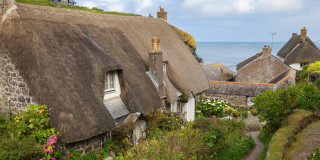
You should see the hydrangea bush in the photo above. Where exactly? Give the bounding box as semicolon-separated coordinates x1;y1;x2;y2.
197;99;230;117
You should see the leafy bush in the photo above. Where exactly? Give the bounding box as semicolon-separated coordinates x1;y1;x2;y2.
251;108;258;116
308;148;320;160
307;61;320;73
197;99;230;117
254;83;320;143
0;105;60;160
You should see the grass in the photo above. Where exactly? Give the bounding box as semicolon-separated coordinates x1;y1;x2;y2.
15;0;141;16
266;109;313;160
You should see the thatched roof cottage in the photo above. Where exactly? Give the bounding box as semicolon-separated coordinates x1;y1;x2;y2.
277;27;320;70
0;2;209;153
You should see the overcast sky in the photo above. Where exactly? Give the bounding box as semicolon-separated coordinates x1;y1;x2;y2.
75;0;320;42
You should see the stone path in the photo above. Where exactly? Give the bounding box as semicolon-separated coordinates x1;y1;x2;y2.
245;131;265;160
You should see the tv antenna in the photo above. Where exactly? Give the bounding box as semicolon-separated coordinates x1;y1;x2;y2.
270;32;276;49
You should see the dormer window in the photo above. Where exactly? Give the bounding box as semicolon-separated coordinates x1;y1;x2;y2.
105;71;116;92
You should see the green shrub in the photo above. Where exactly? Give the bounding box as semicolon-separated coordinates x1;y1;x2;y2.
307;148;320;160
0;136;43;160
197;99;230;117
251;108;258;116
297;83;320;111
0;104;60;160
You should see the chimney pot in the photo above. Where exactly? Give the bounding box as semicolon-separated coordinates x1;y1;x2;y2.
301;27;307;38
262;45;271;54
152;37;158;51
157;38;160;50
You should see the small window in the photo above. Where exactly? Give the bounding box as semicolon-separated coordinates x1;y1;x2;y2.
163;63;166;73
105;71;116;92
300;62;309;68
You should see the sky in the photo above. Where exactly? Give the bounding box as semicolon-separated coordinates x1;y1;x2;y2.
75;0;320;43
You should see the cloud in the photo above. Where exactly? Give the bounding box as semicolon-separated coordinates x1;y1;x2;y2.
181;0;303;17
81;1;98;9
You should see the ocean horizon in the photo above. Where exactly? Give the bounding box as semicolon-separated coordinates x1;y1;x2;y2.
196;42;287;71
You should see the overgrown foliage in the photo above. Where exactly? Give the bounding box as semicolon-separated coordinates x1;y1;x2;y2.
254;83;320;143
0;105;60;160
308;148;320;160
110;112;254;160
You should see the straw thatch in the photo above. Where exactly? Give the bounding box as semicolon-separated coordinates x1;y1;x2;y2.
277;35;300;58
202;63;236;81
1;3;209;143
284;40;320;65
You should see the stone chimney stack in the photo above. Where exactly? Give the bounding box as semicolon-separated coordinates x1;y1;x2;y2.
157;5;167;21
301;27;307;38
292;33;297;37
149;37;165;98
262;45;272;55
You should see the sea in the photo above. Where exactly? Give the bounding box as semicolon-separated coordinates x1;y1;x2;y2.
196;42;287;71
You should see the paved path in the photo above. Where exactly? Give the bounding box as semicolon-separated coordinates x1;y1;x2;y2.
245;131;265;160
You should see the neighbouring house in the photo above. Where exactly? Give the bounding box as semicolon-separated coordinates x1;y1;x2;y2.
202;63;236;81
206;45;296;106
0;2;209;154
277;27;320;70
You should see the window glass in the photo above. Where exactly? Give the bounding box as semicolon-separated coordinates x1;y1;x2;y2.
105;71;116;92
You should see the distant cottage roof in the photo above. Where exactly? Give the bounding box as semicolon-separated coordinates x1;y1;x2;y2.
2;3;209;143
202;63;236;81
277;28;320;65
236;52;263;70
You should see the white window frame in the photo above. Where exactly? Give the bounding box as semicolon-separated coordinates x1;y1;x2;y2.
105;71;116;92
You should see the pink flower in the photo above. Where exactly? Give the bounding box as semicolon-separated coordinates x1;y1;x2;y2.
43;144;47;148
45;149;49;153
157;149;160;153
51;158;56;160
166;115;169;119
176;146;181;151
39;159;44;160
52;145;55;148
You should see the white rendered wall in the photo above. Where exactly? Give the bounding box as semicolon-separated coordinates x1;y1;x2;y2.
171;101;177;112
181;95;195;122
104;73;121;100
289;63;302;71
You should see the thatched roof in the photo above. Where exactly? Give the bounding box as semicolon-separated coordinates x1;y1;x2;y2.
1;3;208;143
277;35;300;58
277;34;320;64
207;81;275;97
283;40;320;65
236;52;263;70
202;63;236;81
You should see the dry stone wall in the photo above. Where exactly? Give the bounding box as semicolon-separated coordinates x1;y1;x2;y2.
0;39;35;114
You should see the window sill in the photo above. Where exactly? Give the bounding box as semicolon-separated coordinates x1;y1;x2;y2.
105;90;116;94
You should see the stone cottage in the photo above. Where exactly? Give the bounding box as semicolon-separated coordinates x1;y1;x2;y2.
0;1;209;154
277;27;320;70
206;45;296;106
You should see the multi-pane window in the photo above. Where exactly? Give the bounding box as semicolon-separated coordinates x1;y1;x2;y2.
300;62;309;68
105;71;116;92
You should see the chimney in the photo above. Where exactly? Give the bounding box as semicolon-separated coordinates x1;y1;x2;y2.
301;27;307;38
292;33;297;37
157;5;167;21
262;45;271;55
149;37;165;98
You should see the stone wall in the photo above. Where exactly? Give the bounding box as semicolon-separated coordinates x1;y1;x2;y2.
0;39;35;114
208;94;246;107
